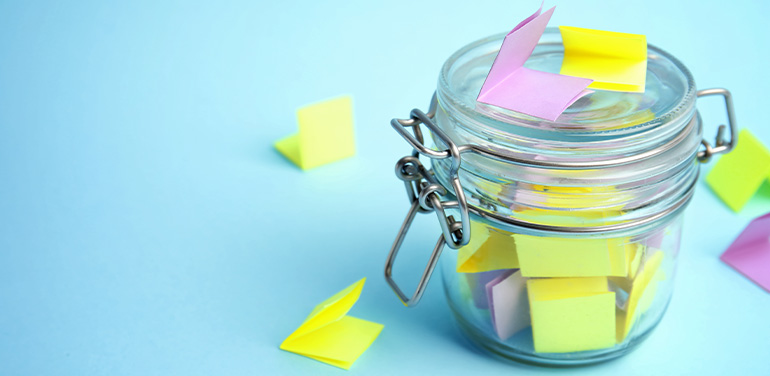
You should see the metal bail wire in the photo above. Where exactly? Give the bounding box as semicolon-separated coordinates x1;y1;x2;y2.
695;88;737;163
384;93;470;307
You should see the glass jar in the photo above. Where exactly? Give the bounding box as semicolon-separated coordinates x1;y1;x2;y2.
384;29;736;366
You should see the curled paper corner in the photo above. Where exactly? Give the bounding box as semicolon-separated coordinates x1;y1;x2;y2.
476;3;593;121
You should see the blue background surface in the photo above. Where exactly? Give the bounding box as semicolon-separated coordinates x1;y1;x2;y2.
1;1;769;375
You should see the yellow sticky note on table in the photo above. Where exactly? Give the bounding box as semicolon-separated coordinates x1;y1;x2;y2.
275;96;355;170
280;278;383;370
615;251;664;342
527;277;616;353
706;129;770;212
457;221;519;273
515;235;628;277
559;26;647;93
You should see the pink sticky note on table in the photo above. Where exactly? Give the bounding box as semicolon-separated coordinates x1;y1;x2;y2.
476;5;593;121
486;269;530;341
720;212;770;293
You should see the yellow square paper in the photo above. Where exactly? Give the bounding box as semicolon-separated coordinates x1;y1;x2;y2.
527;277;616;353
637;266;665;314
515;235;628;277
516;183;629;227
536;184;624;210
706;129;770;212
615;251;664;342
280;278;383;369
627;243;644;279
559;26;647;93
456;220;519;273
275;96;355;170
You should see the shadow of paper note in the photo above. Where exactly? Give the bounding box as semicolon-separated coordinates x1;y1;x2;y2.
740;181;770;220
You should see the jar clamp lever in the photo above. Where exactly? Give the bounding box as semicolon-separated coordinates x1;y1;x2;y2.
696;88;737;163
385;93;470;307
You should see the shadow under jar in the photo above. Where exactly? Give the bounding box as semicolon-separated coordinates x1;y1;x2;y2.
384;29;736;366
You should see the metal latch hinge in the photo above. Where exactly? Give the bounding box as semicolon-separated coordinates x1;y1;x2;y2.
384;93;470;307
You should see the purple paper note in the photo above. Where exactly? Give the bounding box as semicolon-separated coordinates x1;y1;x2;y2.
720;212;770;293
486;269;530;341
466;270;509;309
476;5;593;121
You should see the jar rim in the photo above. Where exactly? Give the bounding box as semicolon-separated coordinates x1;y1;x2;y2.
429;29;702;232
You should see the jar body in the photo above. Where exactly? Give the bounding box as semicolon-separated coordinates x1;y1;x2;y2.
425;29;700;365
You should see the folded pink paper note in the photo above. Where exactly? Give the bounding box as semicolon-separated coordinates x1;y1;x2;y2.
477;5;593;121
486;269;530;341
720;212;770;293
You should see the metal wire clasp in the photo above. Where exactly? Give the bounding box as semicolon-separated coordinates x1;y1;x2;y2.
384;93;470;307
696;88;737;163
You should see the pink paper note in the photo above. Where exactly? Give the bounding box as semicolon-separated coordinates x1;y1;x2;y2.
486;269;530;341
476;5;593;121
720;212;770;293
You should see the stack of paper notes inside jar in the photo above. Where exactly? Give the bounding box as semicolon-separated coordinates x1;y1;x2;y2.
458;220;669;353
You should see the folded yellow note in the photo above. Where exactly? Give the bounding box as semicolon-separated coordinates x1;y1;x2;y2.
275;95;355;170
627;243;644;279
528;277;616;353
534;184;622;210
515;235;628;277
280;278;383;370
637;265;665;315
456;220;519;273
514;183;630;227
559;26;647;93
609;244;646;291
615;251;664;342
706;129;770;212
514;207;627;229
603;108;656;131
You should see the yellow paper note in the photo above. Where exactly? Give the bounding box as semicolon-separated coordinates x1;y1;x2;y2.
535;183;624;210
603;109;656;131
514;183;630;228
611;244;647;290
637;266;665;315
627;243;644;279
706;129;770;212
527;277;616;353
515;235;628;277
559;26;647;92
615;251;664;342
456;221;519;273
274;96;355;170
280;278;383;370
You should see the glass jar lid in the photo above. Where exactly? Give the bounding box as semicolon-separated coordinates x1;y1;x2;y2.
437;28;697;155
